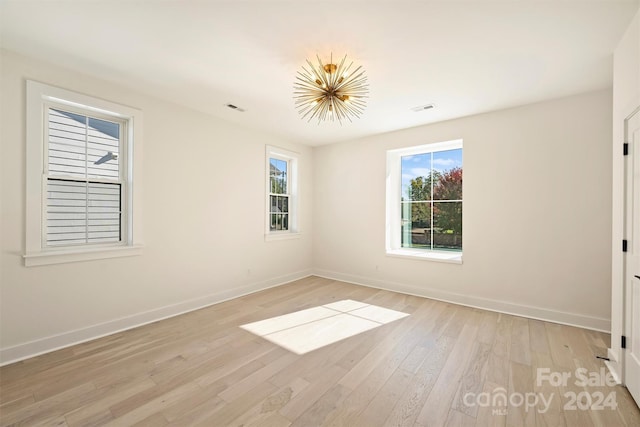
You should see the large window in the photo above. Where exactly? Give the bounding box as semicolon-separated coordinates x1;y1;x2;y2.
25;81;143;266
386;140;463;262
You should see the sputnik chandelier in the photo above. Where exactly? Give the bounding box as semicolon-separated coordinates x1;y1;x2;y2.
294;53;368;124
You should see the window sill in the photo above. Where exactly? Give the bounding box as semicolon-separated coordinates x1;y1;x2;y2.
265;232;301;242
386;248;463;264
24;245;143;267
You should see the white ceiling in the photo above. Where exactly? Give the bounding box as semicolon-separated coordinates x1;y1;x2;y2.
1;1;638;146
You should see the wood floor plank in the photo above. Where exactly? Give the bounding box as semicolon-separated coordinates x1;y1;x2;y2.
63;378;156;426
530;352;566;427
160;381;227;422
106;381;200;426
528;319;551;355
350;366;413;427
510;316;532;366
0;276;638;427
130;412;169;427
67;409;114;427
0;382;95;426
445;409;476;426
506;360;537;426
545;322;575;369
164;395;225;426
289;383;351;427
451;342;491;417
492;313;513;360
279;364;347;421
477;311;499;345
415;323;480;426
474;381;507;427
382;335;457;427
218;350;298;402
194;380;277;427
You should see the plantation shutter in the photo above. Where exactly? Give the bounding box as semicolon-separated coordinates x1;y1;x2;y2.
46;108;122;246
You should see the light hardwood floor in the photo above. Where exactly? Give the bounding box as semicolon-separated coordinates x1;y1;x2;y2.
1;276;639;426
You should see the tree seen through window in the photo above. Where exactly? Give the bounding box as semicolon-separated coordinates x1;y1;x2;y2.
401;149;462;251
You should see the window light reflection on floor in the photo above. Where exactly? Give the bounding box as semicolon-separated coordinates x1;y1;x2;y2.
240;300;410;354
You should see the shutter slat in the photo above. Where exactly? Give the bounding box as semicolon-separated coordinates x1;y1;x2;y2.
49;134;87;147
48;225;87;233
88;231;120;239
87;213;120;220
49;155;86;167
48;219;87;227
47;190;86;199
87;171;119;179
48;239;88;246
87;219;120;226
88;133;118;143
47;232;87;241
47;206;87;213
88;237;120;243
86;141;119;151
47;212;87;220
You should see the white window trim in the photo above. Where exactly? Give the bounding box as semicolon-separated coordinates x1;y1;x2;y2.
385;139;463;264
24;80;144;266
265;145;300;241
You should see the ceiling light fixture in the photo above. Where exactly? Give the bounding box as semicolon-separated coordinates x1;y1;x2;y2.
293;53;368;124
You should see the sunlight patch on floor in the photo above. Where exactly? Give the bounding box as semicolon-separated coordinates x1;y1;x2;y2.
240;299;409;354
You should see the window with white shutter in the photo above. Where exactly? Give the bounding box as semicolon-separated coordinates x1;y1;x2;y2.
46;108;125;246
25;81;143;266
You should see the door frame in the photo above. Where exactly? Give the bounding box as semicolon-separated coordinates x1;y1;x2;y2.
622;105;640;393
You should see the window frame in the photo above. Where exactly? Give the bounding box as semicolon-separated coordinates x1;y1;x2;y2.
386;139;463;263
25;80;144;266
265;145;300;241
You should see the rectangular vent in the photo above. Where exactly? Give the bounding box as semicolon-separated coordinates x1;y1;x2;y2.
411;104;435;112
226;103;246;112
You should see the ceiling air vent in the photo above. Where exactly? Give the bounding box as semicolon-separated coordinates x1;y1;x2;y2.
411;104;435;112
225;103;246;112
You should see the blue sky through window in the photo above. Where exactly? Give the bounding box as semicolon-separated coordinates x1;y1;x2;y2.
401;149;462;199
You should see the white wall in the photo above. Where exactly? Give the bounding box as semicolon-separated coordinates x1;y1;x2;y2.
609;9;640;381
0;50;313;364
313;90;613;331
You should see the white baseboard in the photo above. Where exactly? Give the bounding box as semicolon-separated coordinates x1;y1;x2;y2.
313;269;611;333
0;269;313;366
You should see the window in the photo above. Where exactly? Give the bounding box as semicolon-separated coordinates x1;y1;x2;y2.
269;157;289;231
386;139;463;263
25;81;143;266
265;146;299;240
46;108;124;246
